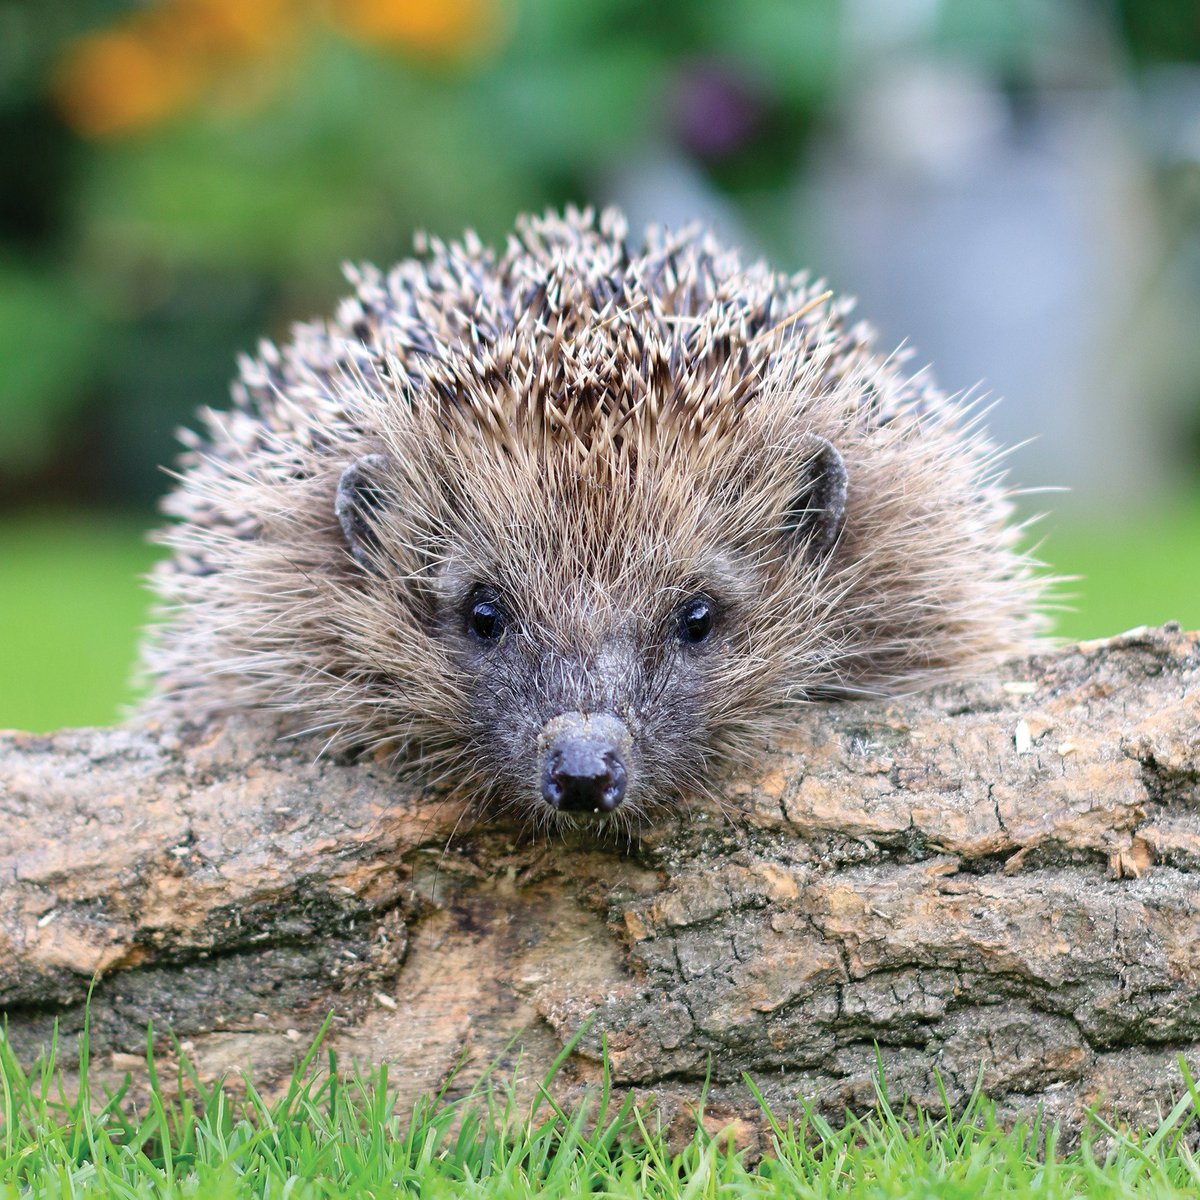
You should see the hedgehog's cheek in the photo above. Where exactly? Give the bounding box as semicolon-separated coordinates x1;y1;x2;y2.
782;435;848;559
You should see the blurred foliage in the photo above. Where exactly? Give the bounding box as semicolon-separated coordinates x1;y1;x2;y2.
1117;0;1200;64
4;0;1195;505
0;0;1198;729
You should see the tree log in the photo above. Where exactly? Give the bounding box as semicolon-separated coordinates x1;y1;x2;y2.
2;624;1199;1144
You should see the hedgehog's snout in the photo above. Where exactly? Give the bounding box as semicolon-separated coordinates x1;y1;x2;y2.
538;712;630;814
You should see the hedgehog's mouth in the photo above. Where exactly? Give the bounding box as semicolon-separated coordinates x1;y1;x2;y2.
535;711;633;816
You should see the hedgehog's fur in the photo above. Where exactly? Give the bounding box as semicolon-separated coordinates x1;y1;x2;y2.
148;206;1045;827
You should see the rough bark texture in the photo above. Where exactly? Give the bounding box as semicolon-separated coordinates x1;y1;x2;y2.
2;624;1199;1145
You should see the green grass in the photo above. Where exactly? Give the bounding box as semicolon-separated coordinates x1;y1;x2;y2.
0;513;161;732
3;1021;1200;1199
1;499;1198;733
1039;498;1200;642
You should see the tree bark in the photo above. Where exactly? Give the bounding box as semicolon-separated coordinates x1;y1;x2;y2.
2;624;1198;1145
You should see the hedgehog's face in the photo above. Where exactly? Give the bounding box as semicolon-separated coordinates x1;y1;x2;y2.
335;433;848;827
433;568;736;827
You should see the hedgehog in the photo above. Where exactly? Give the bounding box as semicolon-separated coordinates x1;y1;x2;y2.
147;206;1045;829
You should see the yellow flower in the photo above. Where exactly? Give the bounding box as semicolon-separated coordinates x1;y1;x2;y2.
53;0;504;139
54;29;206;138
329;0;503;59
53;0;299;138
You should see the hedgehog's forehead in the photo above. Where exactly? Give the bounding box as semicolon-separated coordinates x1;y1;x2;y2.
377;331;813;504
436;449;753;615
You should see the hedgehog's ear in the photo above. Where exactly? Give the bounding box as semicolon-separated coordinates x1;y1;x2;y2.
783;436;848;560
336;454;391;571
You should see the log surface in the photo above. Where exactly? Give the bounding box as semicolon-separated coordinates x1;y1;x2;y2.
2;624;1199;1142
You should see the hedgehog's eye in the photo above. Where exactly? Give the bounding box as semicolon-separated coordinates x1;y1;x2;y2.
467;593;507;643
677;596;716;646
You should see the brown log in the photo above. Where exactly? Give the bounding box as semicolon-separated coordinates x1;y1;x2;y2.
2;624;1198;1144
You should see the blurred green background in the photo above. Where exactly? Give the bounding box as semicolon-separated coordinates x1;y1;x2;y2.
1;0;1199;732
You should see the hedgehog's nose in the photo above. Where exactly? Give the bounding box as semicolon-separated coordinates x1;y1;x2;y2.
543;747;627;813
539;712;630;813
